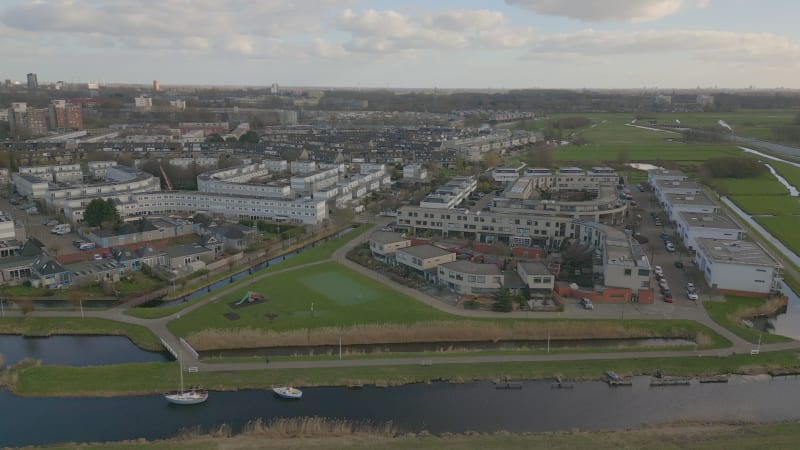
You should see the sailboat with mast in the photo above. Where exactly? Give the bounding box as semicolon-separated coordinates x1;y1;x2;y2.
164;353;208;405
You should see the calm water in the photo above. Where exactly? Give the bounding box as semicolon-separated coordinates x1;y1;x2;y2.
0;335;170;366
3;376;800;447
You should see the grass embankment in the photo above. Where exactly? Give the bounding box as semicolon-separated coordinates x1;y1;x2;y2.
11;350;800;397
186;319;728;352
704;296;793;344
755;215;800;257
129;224;372;316
21;420;800;450
0;317;162;351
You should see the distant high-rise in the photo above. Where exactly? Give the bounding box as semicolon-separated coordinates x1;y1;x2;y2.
8;102;48;137
26;73;38;90
49;99;83;131
153;80;160;91
270;83;280;94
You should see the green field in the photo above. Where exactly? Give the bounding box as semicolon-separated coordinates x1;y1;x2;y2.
553;119;742;162
714;173;790;196
769;160;800;187
0;317;162;351
755;216;800;256
730;195;800;215
167;261;451;337
703;296;792;344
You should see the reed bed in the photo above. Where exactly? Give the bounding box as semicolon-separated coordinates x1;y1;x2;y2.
187;320;705;351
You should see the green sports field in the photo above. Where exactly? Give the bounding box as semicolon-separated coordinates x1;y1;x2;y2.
167;261;451;337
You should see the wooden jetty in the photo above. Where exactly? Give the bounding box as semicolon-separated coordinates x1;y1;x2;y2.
699;375;729;384
650;377;692;387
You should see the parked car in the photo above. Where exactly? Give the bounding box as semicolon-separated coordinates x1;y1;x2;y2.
674;261;684;269
654;265;663;277
659;279;669;290
663;293;673;303
665;242;676;252
43;219;59;227
686;283;696;292
660;232;670;240
93;253;103;261
660;286;672;296
580;298;594;310
687;291;699;301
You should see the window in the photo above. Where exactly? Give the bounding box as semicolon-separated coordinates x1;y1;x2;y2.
624;269;632;275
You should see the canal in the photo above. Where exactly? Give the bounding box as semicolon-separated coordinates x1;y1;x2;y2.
0;335;171;366
4;375;800;447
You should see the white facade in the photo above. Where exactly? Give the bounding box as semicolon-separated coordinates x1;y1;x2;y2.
419;176;477;209
653;179;701;205
694;238;782;294
648;168;686;187
437;260;504;295
87;161;118;179
12;174;50;199
676;211;744;252
576;222;651;292
290;167;339;194
0;211;16;240
169;157;218;169
134;95;153;109
492;168;520;183
664;192;717;222
403;164;428;182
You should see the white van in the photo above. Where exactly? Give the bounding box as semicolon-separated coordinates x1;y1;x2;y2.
50;224;71;235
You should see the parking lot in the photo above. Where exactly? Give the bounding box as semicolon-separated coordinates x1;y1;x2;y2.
627;184;706;309
0;194;82;258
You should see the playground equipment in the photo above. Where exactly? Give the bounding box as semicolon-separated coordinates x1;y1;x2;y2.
234;291;263;306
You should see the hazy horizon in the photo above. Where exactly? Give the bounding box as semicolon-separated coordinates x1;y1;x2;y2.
2;0;799;89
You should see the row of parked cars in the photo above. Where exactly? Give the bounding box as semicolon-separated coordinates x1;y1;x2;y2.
654;265;698;302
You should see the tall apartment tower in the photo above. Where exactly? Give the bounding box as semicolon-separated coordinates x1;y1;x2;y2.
153;79;160;91
26;73;38;89
49;100;84;130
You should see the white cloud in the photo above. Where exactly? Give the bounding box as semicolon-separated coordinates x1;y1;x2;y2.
335;8;532;54
528;29;800;64
506;0;705;23
0;0;357;57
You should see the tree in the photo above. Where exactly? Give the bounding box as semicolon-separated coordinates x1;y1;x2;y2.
492;287;513;312
616;150;630;165
207;133;224;142
238;131;260;143
483;151;501;168
84;198;121;227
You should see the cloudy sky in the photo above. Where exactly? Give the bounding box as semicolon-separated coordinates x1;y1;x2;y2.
1;0;798;88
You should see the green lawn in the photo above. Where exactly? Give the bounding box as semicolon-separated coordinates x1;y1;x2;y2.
730;195;800;215
167;261;451;337
0;317;162;351
703;296;792;344
755;216;800;256
769;160;800;188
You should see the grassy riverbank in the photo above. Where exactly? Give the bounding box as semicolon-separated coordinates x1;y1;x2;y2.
704;296;793;344
184;318;730;352
0;317;162;351
18;420;800;450
10;350;800;397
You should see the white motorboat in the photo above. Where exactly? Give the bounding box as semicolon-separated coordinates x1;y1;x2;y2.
272;386;303;399
165;355;208;405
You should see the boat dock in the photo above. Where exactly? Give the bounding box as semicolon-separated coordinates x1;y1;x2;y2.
650;377;692;387
699;375;729;384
